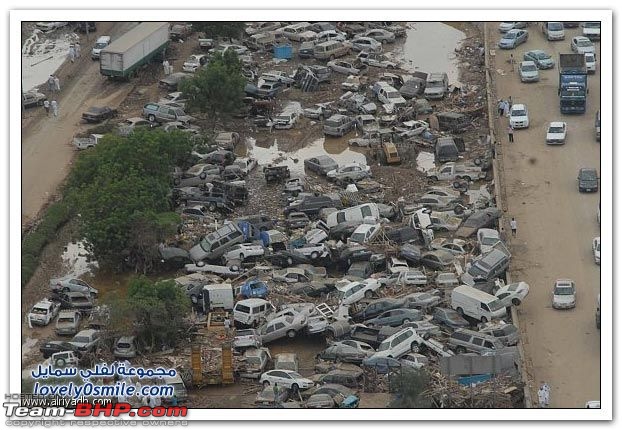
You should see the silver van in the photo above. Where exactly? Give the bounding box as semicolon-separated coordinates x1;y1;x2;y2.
323;114;354;137
449;328;505;354
313;41;350;61
189;222;244;262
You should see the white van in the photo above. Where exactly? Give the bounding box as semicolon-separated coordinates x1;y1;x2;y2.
91;36;111;60
201;284;234;312
326;203;380;228
451;285;507;323
233;298;275;327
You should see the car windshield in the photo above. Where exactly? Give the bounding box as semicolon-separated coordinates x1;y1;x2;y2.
554;286;574;295
324;119;342;127
73;336;90;343
94;43;108;49
548;22;563;31
577;39;592;47
31;307;48;314
350;233;366;243
387;92;401;99
585;54;595;61
584;22;600;28
511;109;526;117
581;170;597;180
487;299;505;312
246;356;261;365
505;33;518;40
276;115;291;122
549;126;565;134
289;372;303;379
522;64;537;72
377;342;390;352
58;317;74;323
535;52;550;60
481;237;499;245
428;81;443;88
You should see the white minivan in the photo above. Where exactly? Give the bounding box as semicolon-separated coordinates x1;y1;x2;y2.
91;36;111;60
233;298;276;327
451;285;507;323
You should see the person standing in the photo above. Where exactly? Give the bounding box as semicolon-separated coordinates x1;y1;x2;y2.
510;217;517;237
503;100;510;117
54;76;60;92
43;99;50;116
47;75;55;93
273;383;279;407
507;124;514;143
51;100;58;117
223;316;231;335
508;95;513;108
69;44;76;62
497;99;505;117
75;42;81;58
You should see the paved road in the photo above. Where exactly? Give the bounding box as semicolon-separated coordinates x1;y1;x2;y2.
21;22;137;229
487;23;600;407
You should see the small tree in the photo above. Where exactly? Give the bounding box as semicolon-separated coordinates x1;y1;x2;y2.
179;50;246;127
190;22;246;40
123;277;192;351
389;367;432;408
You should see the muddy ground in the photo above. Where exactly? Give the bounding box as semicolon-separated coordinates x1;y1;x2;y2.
21;21;492;408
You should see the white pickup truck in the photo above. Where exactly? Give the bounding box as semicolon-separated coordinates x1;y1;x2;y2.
72;134;104;150
427;162;486;182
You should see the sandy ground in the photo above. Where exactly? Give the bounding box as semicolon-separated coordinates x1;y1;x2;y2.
486;23;601;407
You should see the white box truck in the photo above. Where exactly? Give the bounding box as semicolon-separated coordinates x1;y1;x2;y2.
451;285;507;323
201;284;234;312
100;22;170;79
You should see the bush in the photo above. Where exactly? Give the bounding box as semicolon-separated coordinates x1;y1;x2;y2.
21;201;72;287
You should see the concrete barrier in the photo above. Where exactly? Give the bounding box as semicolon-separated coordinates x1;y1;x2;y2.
482;22;533;408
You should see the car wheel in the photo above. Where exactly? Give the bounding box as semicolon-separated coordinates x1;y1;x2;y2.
428;176;439;183
291;383;299;393
456;346;467;354
410;342;421;353
239;253;245;260
512;298;521;306
173;177;181;186
286;257;293;266
287;330;296;339
474;157;483;166
196;261;206;267
199;172;207;180
55;358;66;367
480;316;488;323
329;54;335;60
148;114;156;122
402;319;411;325
263;380;270;387
364;290;373;299
381;39;387;44
454;205;465;215
456;307;464;316
311;251;319;259
191;295;198;304
208;203;217;212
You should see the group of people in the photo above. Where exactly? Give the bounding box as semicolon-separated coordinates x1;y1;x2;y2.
68;42;81;63
497;98;515;143
44;75;61;118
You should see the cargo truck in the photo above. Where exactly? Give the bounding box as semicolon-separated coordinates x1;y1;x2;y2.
558;53;587;114
100;22;170;79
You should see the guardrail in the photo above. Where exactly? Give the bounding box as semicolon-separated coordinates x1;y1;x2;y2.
482;22;533;408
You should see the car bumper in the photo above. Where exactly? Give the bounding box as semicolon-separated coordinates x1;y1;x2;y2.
547;34;565;41
521;76;539;83
579;186;598;192
546;139;565;145
498;42;514;49
511;121;529;129
553;302;575;309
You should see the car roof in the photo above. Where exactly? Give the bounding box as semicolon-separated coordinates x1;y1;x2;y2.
75;329;98;337
549;122;566;127
512;103;526;110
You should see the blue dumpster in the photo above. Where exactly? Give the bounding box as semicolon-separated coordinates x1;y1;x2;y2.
273;44;292;60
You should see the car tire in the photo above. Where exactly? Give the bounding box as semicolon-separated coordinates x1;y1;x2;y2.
148;114;156;122
402;319;411;325
480;316;488;323
428;176;439;183
196;261;206;267
262;380;270;387
364;290;373;299
199;172;207;180
291;383;299;393
512;298;521;306
329;54;335;61
286;257;293;266
55;358;66;367
454;205;465;215
311;252;319;260
208;203;217;212
456;307;464;316
287;330;296;339
410;342;421;353
474;157;483;166
191;295;198;304
173;177;181;186
456;346;467;354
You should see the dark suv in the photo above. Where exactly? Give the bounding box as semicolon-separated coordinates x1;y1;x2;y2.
578;168;598;193
284;195;340;217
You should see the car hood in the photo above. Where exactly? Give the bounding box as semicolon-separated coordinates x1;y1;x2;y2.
553;294;575;304
510;115;528;122
547;132;565;140
424;87;445;95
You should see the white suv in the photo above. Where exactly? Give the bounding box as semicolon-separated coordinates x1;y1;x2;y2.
509;104;529;129
372;328;424;359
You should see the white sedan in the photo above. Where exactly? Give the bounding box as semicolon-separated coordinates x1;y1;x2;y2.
546;122;567;145
571;36;595;54
348;223;381;245
259;370;314;391
495;281;530;307
222;244;265;262
592;237;600;264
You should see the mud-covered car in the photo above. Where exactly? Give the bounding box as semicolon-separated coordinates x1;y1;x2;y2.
81;106;118;123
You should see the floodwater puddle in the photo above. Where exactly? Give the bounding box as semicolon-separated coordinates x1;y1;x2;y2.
239;135;368;175
61;241;99;279
397;22;466;83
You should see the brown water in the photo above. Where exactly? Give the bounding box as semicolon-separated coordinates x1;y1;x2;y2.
398;22;466;83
